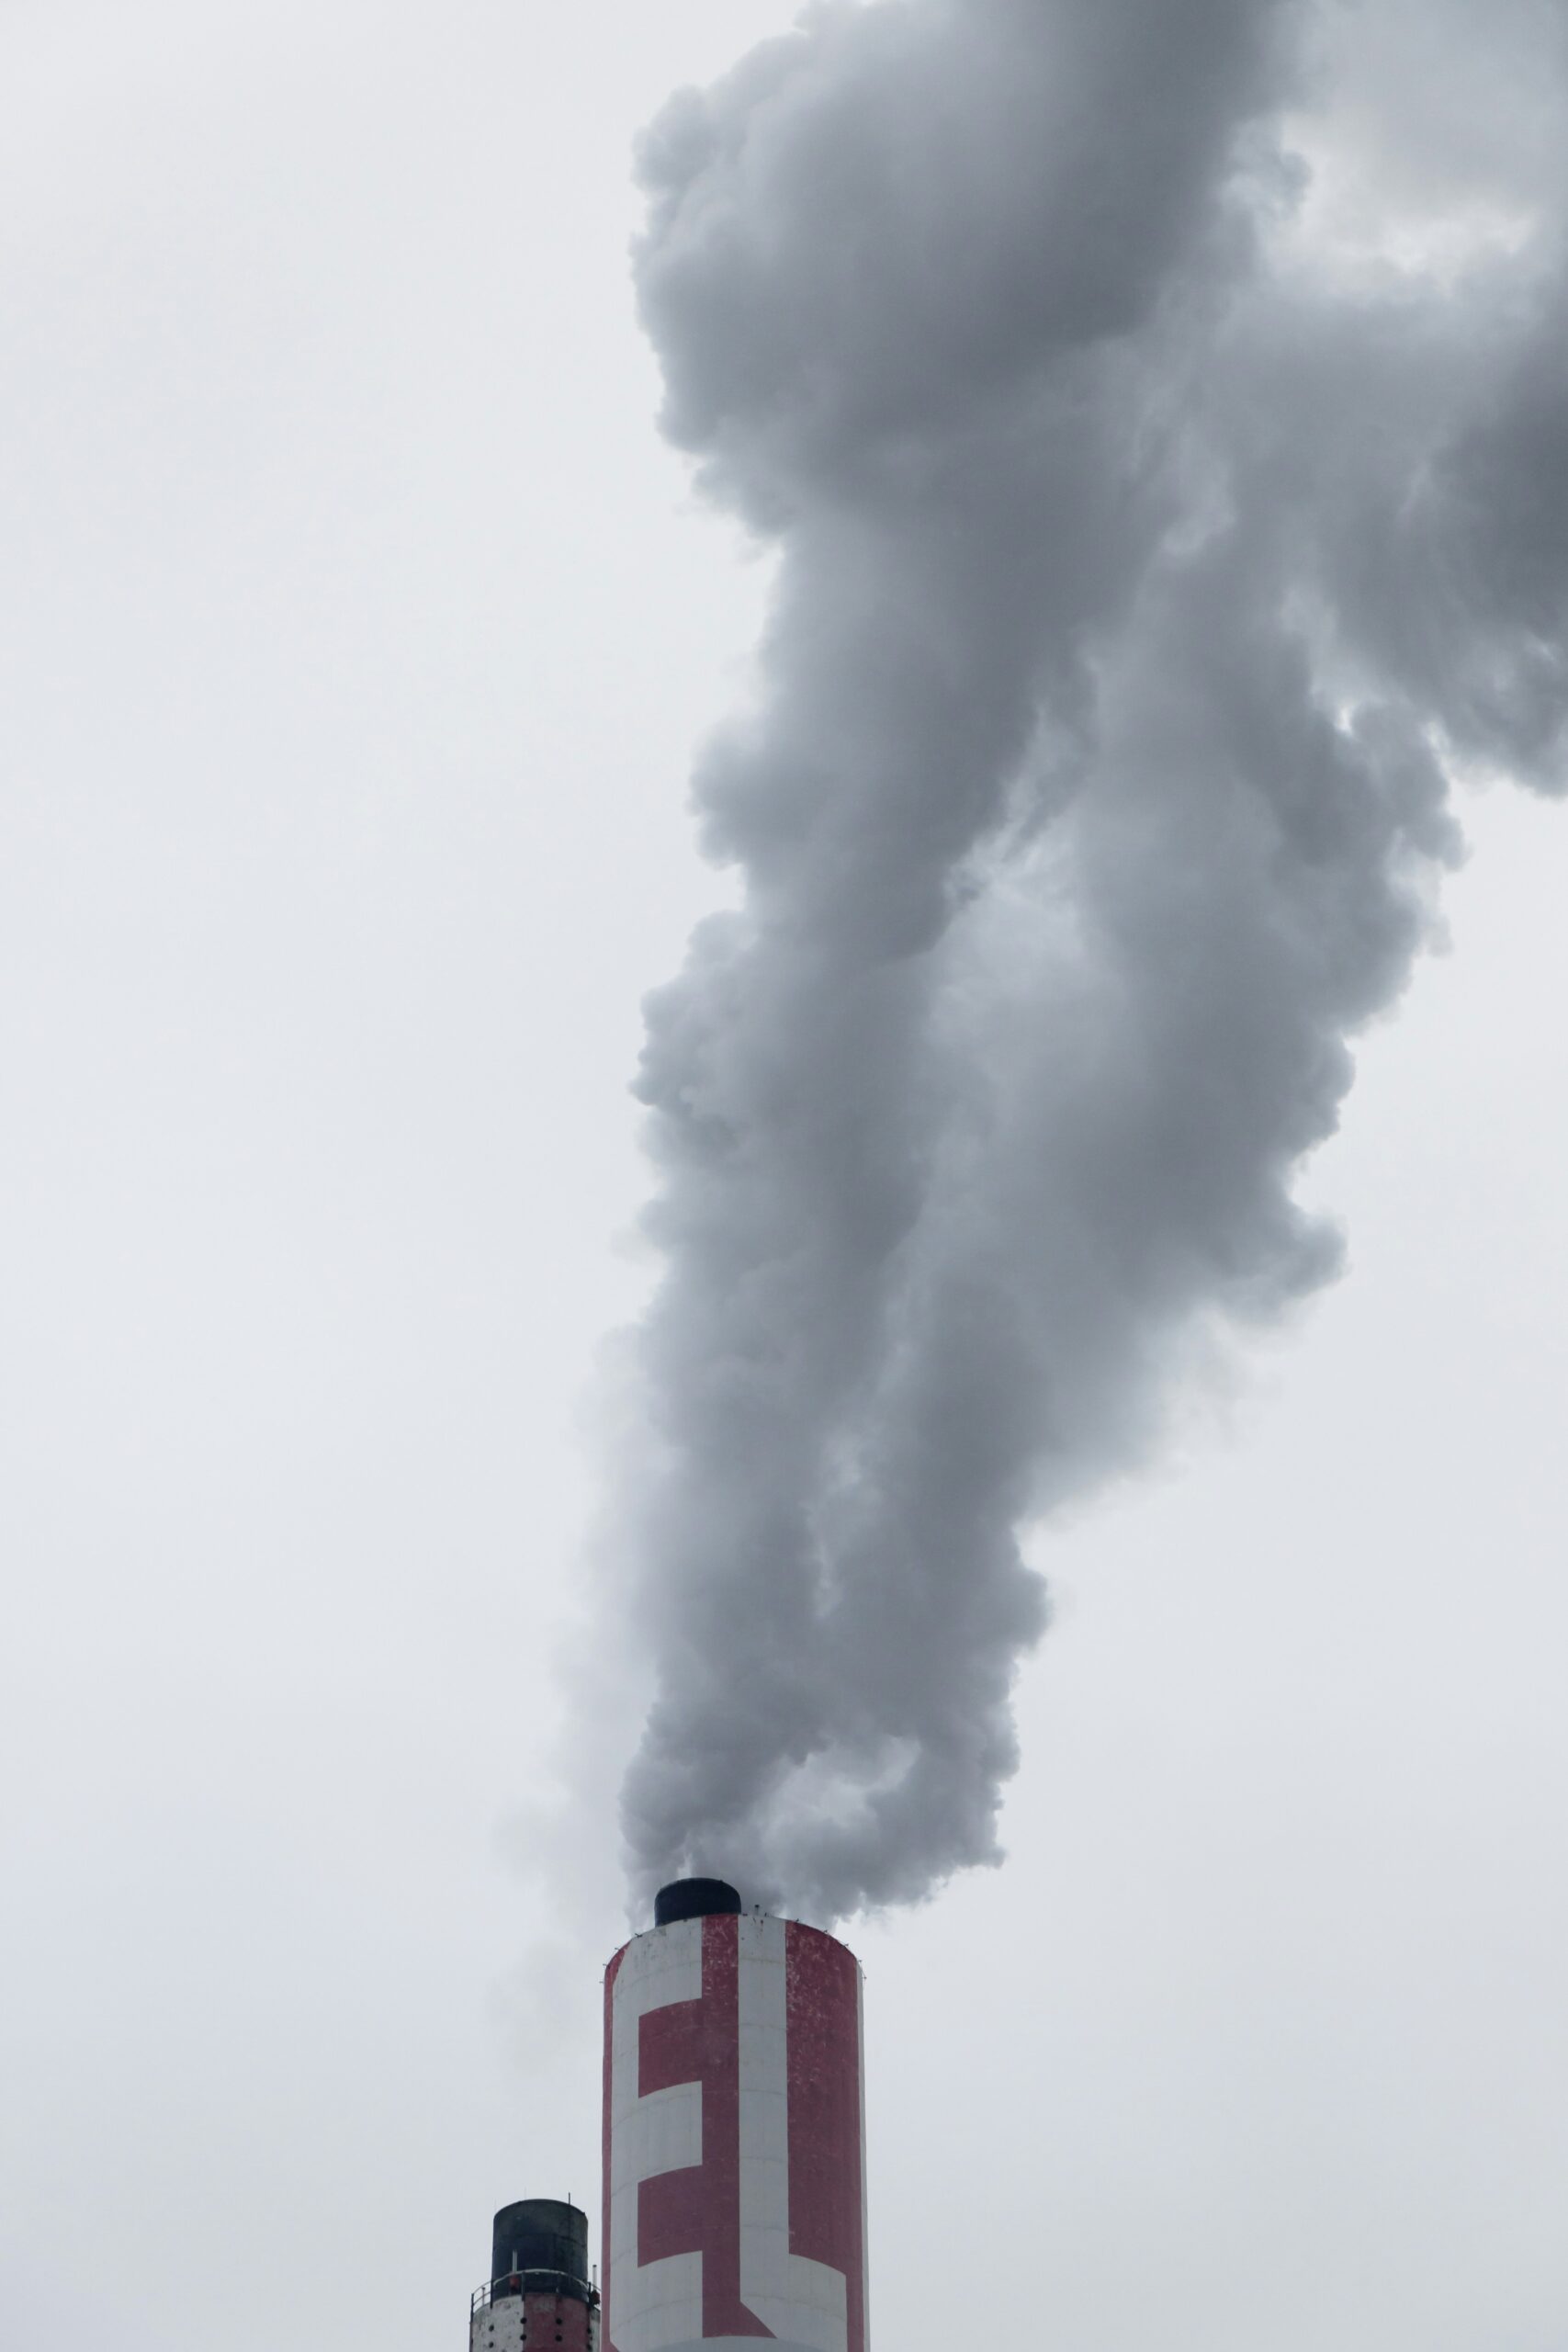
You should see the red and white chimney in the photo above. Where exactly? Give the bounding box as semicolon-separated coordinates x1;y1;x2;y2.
602;1879;868;2352
469;2199;601;2352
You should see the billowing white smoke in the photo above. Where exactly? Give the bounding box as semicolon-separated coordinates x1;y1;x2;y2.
613;0;1568;1922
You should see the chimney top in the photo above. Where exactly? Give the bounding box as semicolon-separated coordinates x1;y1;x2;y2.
654;1877;742;1927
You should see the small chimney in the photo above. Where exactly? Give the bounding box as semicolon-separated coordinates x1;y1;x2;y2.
469;2198;598;2352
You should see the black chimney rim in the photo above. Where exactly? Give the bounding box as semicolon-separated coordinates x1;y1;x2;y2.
490;2198;590;2304
654;1876;742;1927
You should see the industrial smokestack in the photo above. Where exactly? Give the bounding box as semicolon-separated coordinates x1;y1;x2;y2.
603;1878;868;2352
471;2198;600;2352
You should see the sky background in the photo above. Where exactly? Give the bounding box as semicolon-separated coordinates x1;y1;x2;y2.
2;6;1566;2349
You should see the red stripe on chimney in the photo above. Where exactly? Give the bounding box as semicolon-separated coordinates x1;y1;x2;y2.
637;1914;773;2339
785;1923;865;2352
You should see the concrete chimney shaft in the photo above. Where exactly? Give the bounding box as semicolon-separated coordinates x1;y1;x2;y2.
603;1882;868;2352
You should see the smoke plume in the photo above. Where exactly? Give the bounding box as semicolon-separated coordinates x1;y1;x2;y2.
612;0;1568;1923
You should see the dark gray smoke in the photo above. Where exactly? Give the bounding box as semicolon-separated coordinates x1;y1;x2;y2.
613;0;1568;1923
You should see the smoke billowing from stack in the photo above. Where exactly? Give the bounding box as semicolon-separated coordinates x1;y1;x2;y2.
614;0;1568;1923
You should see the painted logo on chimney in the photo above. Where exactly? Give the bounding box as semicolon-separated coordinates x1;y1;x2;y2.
604;1913;867;2352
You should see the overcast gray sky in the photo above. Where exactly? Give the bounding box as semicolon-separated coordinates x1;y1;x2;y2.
3;6;1566;2350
